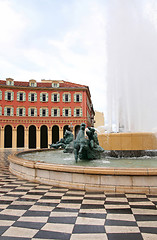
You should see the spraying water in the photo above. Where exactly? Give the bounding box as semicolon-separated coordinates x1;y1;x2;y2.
106;0;157;132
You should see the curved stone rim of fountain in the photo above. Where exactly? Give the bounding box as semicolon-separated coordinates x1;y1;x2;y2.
8;148;157;194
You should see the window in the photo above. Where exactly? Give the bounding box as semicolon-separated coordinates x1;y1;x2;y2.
63;93;71;102
40;93;48;102
51;108;60;117
74;93;82;102
6;80;14;86
7;108;11;116
16;107;25;116
74;108;82;117
0;106;2;116
40;108;48;117
65;109;69;116
52;82;59;88
28;92;37;102
5;91;14;101
63;108;71;117
17;92;26;101
51;93;60;102
19;108;23;116
28;108;37;117
31;109;35;116
0;91;2;100
29;80;37;87
4;107;13;116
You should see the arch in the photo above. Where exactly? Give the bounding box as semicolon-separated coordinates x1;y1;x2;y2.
63;125;70;135
75;125;80;139
17;125;24;148
52;125;59;144
29;125;36;149
40;125;48;148
4;125;12;148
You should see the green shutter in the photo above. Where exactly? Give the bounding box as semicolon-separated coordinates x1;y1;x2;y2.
17;92;19;101
46;93;48;102
0;107;2;116
5;92;7;100
80;108;82;116
80;93;82;102
40;93;42;102
4;107;7;116
0;91;2;100
62;108;65;116
35;108;37;116
46;109;48;117
23;108;26;116
23;92;26;101
57;108;60;117
28;108;31;116
40;108;42;117
35;93;37;102
51;94;54;102
51;108;54;117
69;94;71;102
57;93;60;102
74;108;76;117
16;108;19;116
74;94;76;102
11;108;14;116
11;92;14;101
63;94;65;102
69;108;71;117
28;93;31;101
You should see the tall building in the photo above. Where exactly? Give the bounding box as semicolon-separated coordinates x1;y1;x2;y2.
0;78;94;149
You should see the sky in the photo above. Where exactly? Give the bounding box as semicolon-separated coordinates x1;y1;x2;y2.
0;0;107;114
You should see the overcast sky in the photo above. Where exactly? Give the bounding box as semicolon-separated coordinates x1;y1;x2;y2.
0;0;107;114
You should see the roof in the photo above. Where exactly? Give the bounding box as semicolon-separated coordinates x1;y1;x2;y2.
0;79;87;89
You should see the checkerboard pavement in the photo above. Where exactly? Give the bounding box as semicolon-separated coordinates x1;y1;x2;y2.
0;149;157;240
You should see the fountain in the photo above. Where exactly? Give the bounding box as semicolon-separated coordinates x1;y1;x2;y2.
8;1;157;193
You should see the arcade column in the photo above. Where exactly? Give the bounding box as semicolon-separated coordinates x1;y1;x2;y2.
0;127;4;148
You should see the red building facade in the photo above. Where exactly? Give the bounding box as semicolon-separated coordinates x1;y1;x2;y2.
0;78;94;149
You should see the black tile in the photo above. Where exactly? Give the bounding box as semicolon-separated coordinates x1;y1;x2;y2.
130;205;156;209
0;214;19;221
84;196;105;200
127;198;149;202
53;207;79;213
0;226;10;235
106;208;132;214
106;194;126;197
7;205;32;210
107;233;143;240
23;210;50;217
140;227;157;234
0;200;13;204
35;202;58;207
41;196;62;199
105;201;129;205
12;221;45;229
81;204;105;209
78;212;106;219
34;230;71;240
27;192;45;195
73;224;105;233
48;216;77;224
105;219;137;226
61;200;82;204
135;214;157;221
0;237;31;240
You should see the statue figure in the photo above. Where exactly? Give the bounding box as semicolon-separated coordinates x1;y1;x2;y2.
74;123;104;162
49;130;74;151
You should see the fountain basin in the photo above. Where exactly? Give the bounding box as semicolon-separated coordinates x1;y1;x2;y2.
8;149;157;194
98;132;157;150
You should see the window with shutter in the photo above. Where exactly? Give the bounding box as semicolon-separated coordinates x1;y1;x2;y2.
16;108;19;116
0;91;2;100
11;92;14;101
57;108;60;117
11;108;14;116
0;107;2;116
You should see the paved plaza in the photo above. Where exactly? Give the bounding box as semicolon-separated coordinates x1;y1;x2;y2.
0;150;157;240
